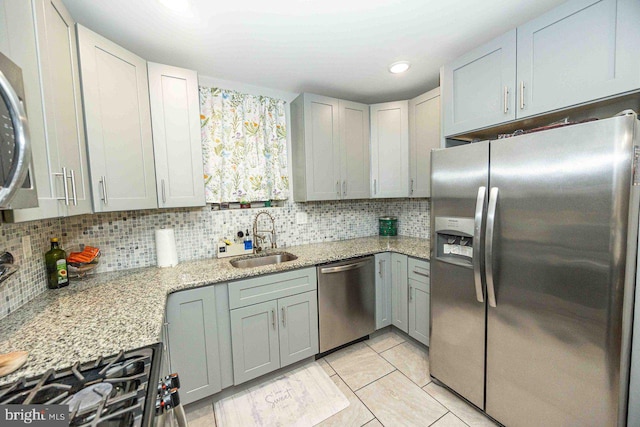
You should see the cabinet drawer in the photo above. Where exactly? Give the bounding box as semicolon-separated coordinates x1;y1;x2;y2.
229;267;317;309
408;258;430;285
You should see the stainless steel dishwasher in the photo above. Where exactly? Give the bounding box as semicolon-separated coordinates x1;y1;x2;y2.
317;256;375;352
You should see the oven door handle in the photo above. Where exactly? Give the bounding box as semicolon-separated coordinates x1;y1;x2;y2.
0;68;31;207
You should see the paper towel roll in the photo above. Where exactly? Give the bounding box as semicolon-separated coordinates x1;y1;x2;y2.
156;228;179;268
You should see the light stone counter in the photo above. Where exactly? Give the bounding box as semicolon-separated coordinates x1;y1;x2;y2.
0;236;429;385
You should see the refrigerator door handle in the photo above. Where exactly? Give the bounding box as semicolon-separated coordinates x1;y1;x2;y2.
473;186;486;303
485;187;499;307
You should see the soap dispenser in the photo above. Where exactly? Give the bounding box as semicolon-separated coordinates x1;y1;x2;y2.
244;229;253;251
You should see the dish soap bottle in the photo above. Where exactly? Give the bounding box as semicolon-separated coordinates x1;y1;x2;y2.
45;238;69;289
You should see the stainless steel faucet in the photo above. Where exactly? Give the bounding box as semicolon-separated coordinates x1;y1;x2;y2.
253;211;277;253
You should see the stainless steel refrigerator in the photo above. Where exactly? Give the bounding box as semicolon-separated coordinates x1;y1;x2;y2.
430;112;640;427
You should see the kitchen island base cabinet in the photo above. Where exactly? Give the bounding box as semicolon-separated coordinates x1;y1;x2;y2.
165;286;223;405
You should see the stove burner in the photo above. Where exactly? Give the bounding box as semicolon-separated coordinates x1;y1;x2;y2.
66;383;113;414
0;344;162;427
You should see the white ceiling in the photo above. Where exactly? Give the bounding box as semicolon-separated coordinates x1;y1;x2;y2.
63;0;566;104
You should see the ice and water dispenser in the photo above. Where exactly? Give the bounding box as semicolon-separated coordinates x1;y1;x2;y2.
434;217;475;265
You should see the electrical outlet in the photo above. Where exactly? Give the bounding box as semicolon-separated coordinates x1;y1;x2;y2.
22;236;32;259
296;212;308;225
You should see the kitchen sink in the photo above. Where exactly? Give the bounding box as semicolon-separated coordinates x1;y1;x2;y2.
230;252;298;268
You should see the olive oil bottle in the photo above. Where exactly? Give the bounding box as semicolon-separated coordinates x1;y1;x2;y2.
45;238;69;289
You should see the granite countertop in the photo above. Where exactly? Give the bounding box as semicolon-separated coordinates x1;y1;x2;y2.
0;235;429;385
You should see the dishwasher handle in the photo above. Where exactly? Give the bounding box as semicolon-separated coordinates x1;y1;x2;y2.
320;260;369;274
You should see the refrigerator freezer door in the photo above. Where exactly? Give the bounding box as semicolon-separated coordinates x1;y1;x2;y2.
485;115;638;427
430;141;489;409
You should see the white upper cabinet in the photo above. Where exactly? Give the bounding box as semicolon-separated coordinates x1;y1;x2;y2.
442;30;517;137
147;63;205;208
2;0;92;222
442;0;640;136
291;93;369;201
409;88;440;198
516;0;640;118
370;101;409;198
77;25;157;212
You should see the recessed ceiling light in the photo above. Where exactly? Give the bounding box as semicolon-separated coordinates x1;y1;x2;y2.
389;61;411;74
158;0;192;14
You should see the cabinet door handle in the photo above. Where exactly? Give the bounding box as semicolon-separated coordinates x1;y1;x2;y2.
54;167;70;205
342;180;346;197
378;260;383;277
520;81;525;110
271;309;276;329
281;307;286;327
374;179;377;195
409;285;413;301
69;169;77;206
503;86;509;114
161;179;166;204
100;176;108;205
410;179;414;195
62;167;69;205
336;180;340;197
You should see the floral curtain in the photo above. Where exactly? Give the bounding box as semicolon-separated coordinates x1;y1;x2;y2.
199;87;289;203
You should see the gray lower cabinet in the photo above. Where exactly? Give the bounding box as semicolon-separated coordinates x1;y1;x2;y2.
408;258;430;346
230;300;281;384
375;253;392;329
277;291;319;367
391;253;409;333
165;285;224;405
229;267;319;385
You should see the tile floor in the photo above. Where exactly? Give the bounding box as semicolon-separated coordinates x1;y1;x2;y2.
184;330;498;427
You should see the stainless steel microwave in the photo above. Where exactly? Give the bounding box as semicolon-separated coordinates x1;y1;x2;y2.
0;51;37;209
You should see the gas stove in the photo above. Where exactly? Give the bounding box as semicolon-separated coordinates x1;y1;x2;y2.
0;343;180;427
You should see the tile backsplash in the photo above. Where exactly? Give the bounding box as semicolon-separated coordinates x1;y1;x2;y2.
0;198;429;319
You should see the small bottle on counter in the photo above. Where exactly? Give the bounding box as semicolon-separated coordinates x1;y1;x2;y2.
45;238;69;289
244;229;252;250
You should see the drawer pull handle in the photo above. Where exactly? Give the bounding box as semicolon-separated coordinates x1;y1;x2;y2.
412;270;430;278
